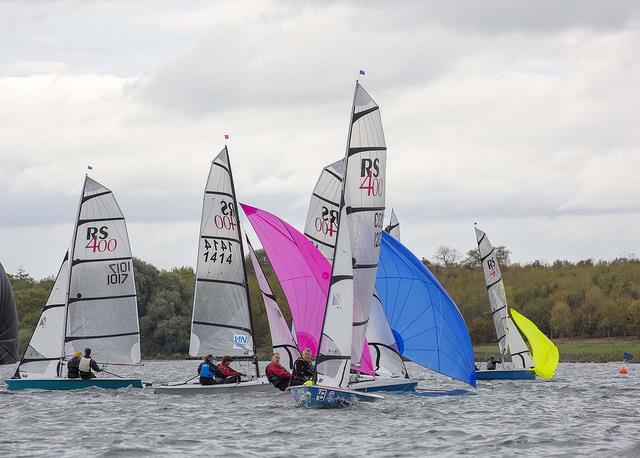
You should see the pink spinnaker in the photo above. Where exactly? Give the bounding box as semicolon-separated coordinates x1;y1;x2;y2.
241;203;374;374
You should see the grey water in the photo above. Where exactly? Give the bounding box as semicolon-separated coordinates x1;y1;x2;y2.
1;361;639;457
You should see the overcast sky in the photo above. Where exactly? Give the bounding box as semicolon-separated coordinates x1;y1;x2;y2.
1;0;639;278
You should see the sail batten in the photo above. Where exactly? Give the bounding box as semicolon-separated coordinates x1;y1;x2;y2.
315;200;354;389
304;159;345;261
63;176;140;366
342;82;387;365
189;147;258;377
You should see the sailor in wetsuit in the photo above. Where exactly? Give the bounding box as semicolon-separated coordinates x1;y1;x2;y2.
265;352;304;391
292;348;315;382
198;354;218;385
67;351;82;379
486;356;498;370
78;348;102;379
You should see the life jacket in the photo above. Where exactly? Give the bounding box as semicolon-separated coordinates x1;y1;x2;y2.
199;362;215;378
79;356;92;373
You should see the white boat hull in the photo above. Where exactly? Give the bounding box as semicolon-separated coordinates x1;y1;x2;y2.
154;377;275;395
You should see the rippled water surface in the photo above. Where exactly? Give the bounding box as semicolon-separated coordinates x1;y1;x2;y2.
1;361;640;457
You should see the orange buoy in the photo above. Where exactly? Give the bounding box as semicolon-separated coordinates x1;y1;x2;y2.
619;367;629;375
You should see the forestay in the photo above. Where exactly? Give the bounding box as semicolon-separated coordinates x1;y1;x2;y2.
0;262;19;365
189;147;256;363
246;236;300;371
475;226;533;368
64;176;140;365
14;254;69;377
315;201;354;388
304;159;344;262
343;82;387;364
385;209;400;241
377;232;476;387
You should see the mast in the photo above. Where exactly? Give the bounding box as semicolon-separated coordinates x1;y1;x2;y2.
312;81;359;384
226;146;260;379
58;174;87;377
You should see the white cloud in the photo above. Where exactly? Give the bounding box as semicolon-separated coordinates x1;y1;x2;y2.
1;1;639;277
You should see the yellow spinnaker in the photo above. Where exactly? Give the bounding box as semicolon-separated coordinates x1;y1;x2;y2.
510;309;559;379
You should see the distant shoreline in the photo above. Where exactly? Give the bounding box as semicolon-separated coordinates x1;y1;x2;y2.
138;338;640;364
473;337;640;363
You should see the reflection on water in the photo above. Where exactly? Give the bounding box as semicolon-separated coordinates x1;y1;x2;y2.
1;362;639;456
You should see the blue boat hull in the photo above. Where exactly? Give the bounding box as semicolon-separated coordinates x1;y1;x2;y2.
475;369;535;380
289;385;383;408
5;378;144;391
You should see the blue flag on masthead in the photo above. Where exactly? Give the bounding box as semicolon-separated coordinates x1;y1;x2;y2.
359;69;365;75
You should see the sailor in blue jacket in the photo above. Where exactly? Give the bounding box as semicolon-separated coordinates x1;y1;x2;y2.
198;354;218;385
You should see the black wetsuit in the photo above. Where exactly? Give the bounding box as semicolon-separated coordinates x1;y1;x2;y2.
67;357;80;379
486;359;497;370
292;358;314;381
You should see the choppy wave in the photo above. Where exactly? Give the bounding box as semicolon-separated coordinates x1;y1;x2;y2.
1;362;639;457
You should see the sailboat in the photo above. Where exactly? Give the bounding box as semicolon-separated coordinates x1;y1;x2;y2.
246;236;300;371
305;162;416;392
377;231;477;388
288;80;389;406
474;226;559;380
0;262;19;365
154;146;272;395
384;209;400;241
289;187;382;407
7;176;144;390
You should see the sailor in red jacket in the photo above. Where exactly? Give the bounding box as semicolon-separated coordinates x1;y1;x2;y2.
217;355;243;384
265;352;304;391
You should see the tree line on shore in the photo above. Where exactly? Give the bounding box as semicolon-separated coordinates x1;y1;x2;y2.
9;246;640;358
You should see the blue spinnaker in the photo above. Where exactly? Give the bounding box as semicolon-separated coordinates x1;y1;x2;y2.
376;232;476;388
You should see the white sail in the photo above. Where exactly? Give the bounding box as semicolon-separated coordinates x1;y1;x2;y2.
475;226;533;366
304;159;344;262
506;317;534;369
64;176;140;365
315;202;354;389
367;293;407;378
343;82;387;363
189;147;256;363
15;253;70;378
386;209;400;241
306;157;398;375
246;236;300;371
